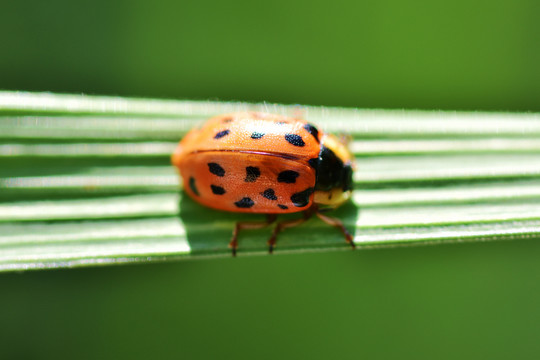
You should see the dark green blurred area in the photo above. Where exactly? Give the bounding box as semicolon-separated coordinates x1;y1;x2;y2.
1;1;540;359
1;0;540;111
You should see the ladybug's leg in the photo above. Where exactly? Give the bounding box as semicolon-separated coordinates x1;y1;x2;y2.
267;209;315;254
229;214;277;256
315;212;356;249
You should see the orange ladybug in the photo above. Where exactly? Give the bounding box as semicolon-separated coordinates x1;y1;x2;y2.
172;112;355;255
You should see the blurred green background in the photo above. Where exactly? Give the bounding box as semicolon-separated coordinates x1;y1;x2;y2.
1;1;540;359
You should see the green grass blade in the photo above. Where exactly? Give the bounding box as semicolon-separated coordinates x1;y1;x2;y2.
1;91;539;272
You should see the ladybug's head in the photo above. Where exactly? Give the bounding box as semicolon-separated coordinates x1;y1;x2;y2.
313;133;355;207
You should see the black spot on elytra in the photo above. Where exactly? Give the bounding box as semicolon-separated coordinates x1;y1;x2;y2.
303;123;320;143
261;188;278;200
189;177;199;196
214;129;230;139
208;162;225;177
210;185;226;195
277;204;288;210
277;170;300;184
290;187;314;207
235;197;255;208
245;166;260;182
285;134;305;147
251;132;265;139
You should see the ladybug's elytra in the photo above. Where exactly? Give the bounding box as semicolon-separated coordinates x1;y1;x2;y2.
172;112;355;255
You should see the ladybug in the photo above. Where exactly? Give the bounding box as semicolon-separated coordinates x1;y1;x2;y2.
171;112;355;255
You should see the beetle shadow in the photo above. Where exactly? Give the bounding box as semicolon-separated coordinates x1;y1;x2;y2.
178;190;361;256
178;190;246;255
